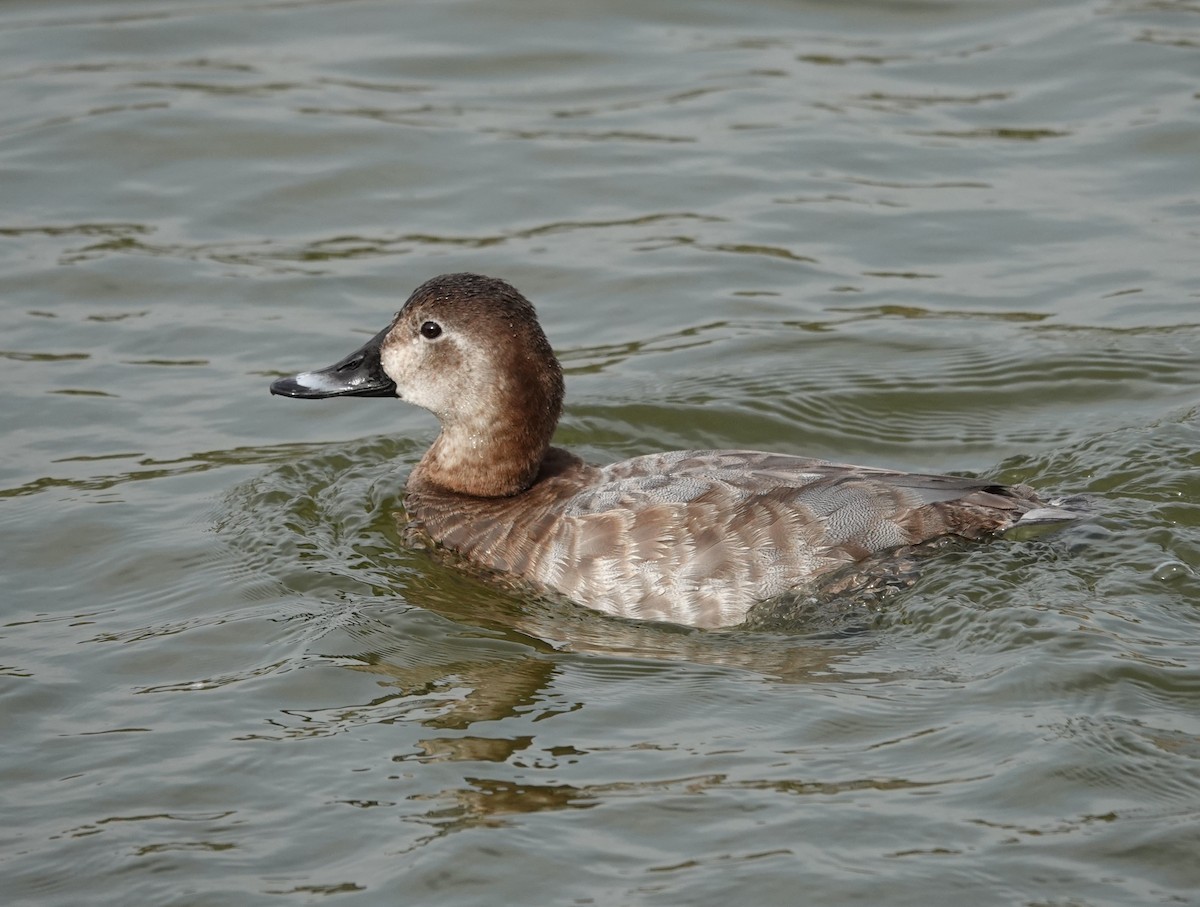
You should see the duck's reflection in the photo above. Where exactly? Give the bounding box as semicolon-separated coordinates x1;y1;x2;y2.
317;572;864;737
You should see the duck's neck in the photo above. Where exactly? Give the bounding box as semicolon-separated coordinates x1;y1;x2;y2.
410;422;542;498
410;387;562;499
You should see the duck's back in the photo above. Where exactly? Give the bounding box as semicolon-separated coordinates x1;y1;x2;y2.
404;448;1044;628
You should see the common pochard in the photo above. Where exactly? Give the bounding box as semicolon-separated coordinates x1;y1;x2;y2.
271;273;1069;628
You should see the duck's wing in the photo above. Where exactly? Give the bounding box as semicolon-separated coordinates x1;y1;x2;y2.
556;449;1043;583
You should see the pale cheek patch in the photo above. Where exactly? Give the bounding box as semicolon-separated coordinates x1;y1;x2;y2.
381;341;465;416
379;345;404;382
380;345;420;402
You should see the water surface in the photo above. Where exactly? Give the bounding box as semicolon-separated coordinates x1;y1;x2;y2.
2;1;1199;904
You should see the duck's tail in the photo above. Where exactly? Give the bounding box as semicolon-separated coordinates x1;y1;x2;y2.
1005;495;1089;539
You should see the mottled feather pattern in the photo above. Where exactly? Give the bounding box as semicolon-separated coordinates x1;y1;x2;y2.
405;447;1043;628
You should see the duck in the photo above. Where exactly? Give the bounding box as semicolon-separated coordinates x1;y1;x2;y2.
270;272;1070;629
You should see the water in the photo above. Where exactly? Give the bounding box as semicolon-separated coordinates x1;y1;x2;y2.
2;0;1199;903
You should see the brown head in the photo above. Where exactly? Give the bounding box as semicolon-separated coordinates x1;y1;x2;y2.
271;273;565;497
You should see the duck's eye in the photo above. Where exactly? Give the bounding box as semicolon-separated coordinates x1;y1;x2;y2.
419;321;442;340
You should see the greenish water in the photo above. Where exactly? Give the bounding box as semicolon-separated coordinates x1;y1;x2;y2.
2;0;1199;904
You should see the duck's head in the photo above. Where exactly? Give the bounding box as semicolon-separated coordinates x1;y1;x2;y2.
271;273;565;497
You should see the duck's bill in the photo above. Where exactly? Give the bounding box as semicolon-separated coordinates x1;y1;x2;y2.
269;326;397;399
